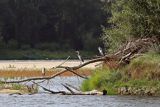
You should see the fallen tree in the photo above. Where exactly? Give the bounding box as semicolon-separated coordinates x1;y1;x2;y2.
33;81;105;95
0;37;159;95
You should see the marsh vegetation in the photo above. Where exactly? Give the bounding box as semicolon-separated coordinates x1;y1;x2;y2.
81;53;160;96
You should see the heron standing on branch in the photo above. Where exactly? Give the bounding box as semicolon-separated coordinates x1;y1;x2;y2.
76;51;84;64
98;46;105;56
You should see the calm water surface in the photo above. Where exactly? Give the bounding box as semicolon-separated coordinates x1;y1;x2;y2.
0;94;160;107
0;77;160;107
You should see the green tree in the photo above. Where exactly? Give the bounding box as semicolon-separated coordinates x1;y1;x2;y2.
103;0;160;51
0;0;108;52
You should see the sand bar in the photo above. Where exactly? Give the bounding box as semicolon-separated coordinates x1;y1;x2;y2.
0;60;101;70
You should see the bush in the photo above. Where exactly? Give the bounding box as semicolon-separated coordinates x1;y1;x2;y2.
81;68;122;94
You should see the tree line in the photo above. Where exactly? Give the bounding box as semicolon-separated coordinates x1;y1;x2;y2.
0;0;111;52
0;0;159;53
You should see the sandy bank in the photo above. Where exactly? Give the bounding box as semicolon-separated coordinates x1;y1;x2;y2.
0;89;22;94
0;60;101;69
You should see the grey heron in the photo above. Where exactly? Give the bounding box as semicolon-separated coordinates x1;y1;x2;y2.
98;46;104;56
75;51;84;64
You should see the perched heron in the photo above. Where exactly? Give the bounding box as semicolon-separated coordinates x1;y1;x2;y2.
75;51;84;64
41;67;46;76
98;46;104;56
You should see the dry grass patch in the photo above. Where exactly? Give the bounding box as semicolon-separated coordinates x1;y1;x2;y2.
0;68;92;78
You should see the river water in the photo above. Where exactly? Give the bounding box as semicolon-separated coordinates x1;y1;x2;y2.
0;77;160;107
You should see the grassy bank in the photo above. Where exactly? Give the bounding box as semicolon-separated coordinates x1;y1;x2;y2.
0;49;94;60
0;82;38;94
81;52;160;96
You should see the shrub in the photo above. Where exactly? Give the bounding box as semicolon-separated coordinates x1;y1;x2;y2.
81;68;122;94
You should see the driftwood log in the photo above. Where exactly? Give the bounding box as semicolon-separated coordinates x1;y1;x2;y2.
33;82;104;95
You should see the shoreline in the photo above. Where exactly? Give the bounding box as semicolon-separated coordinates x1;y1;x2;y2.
0;60;101;69
81;53;160;97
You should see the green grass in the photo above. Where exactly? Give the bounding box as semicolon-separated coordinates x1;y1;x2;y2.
81;68;122;95
81;52;160;95
0;82;38;93
125;52;160;80
12;84;24;90
0;82;25;90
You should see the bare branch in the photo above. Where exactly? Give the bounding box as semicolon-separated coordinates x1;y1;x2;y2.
64;83;81;92
32;81;66;94
65;68;88;79
61;83;75;94
51;56;70;69
56;56;109;70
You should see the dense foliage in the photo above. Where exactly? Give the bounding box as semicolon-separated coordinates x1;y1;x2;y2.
103;0;160;51
0;0;109;52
